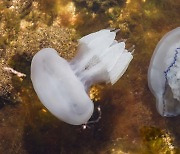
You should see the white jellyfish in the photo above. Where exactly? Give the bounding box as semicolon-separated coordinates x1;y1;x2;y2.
31;29;133;125
148;27;180;117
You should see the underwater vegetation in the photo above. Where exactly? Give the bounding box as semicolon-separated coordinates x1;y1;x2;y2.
0;0;180;153
0;0;78;108
73;0;125;13
31;30;133;125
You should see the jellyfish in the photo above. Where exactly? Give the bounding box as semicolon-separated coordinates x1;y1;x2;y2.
31;29;133;125
148;27;180;117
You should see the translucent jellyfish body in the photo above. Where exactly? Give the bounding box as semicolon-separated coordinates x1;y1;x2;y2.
148;27;180;116
31;29;133;125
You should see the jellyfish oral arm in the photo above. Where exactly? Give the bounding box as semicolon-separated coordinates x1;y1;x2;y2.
70;29;133;88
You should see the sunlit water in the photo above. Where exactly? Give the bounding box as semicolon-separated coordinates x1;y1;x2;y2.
0;0;180;153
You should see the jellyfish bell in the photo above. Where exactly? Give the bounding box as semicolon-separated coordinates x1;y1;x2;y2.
148;27;180;116
31;29;133;125
31;48;94;125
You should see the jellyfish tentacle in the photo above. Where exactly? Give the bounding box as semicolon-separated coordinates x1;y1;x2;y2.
82;106;102;130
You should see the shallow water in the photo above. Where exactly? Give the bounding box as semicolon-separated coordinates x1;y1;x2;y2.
0;0;180;153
